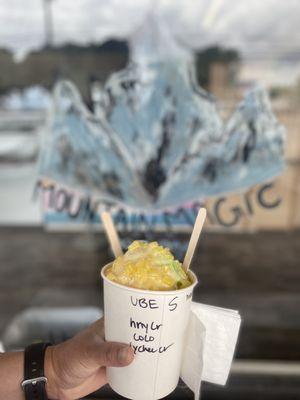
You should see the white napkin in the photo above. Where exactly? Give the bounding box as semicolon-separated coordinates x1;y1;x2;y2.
180;302;241;399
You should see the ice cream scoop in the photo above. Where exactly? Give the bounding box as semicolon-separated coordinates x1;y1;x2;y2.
105;240;191;291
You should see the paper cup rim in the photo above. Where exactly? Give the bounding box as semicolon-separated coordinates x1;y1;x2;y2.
101;262;198;295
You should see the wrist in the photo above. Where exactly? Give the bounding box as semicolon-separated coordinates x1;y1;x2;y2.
44;346;59;400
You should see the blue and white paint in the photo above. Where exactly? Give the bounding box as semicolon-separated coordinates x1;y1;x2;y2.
38;61;285;211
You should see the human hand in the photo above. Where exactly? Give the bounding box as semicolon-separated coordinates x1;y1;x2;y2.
45;318;134;400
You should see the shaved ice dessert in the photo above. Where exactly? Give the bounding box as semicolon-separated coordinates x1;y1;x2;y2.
105;240;191;291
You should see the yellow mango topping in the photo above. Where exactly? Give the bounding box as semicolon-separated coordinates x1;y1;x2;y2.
105;240;191;291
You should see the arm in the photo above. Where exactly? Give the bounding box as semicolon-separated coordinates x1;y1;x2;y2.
0;351;24;400
0;318;134;400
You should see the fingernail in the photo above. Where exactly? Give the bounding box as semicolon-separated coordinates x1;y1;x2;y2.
118;346;129;363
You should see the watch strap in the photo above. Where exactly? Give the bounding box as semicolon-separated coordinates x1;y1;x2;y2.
22;342;51;400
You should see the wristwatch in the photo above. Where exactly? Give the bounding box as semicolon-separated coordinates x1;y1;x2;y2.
21;342;51;400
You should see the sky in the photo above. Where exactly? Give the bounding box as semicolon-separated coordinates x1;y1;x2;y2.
0;0;300;85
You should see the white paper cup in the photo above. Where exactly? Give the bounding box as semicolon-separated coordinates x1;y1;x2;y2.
101;263;198;400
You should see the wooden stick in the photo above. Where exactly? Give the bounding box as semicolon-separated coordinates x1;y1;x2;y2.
101;211;123;258
183;208;207;271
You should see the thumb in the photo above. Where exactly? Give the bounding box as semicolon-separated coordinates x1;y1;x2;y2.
96;342;134;367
